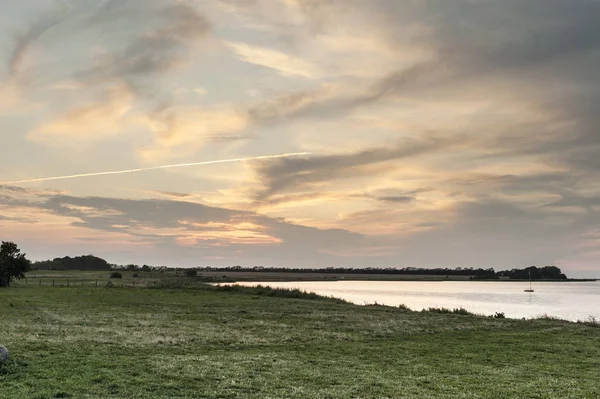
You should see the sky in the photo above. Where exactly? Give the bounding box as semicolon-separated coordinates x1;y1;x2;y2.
1;0;599;277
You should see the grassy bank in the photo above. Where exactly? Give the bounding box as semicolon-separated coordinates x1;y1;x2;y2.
1;285;599;398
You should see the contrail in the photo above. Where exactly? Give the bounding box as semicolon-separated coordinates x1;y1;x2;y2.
0;152;312;185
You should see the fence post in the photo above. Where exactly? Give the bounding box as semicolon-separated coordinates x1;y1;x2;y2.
52;279;55;286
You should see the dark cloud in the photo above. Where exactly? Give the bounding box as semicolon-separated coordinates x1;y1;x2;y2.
253;136;461;201
1;183;597;270
246;61;440;124
247;88;325;122
377;196;414;204
0;188;366;266
387;198;594;269
8;5;69;76
257;192;334;207
544;193;600;211
74;1;211;86
0;185;29;193
422;0;600;70
5;0;211;101
446;173;579;199
0;215;36;223
247;0;600;166
86;0;134;26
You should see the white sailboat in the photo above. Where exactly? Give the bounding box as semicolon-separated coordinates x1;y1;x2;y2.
524;269;534;292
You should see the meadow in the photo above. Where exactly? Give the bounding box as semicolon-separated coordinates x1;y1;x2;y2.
1;280;599;398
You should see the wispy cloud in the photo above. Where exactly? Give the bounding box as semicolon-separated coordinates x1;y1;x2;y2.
252;136;461;201
8;2;70;77
226;41;320;78
28;83;134;145
73;1;211;86
136;105;250;161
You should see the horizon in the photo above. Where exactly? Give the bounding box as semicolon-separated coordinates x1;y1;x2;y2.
2;1;600;279
25;252;599;279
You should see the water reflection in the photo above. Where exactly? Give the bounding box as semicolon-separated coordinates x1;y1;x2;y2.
231;281;600;321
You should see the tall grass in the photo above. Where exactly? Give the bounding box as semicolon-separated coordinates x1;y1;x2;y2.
577;316;600;328
422;307;478;316
533;314;569;322
214;284;348;303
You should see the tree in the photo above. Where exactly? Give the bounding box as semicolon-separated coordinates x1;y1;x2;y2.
0;241;31;287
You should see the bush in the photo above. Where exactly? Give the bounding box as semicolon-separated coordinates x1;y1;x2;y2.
424;307;476;316
110;272;123;279
132;273;139;278
493;312;506;319
186;269;198;278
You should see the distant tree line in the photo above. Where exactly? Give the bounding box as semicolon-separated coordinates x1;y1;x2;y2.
196;265;500;277
33;255;112;271
495;266;566;280
190;265;567;279
104;263;570;280
29;254;569;280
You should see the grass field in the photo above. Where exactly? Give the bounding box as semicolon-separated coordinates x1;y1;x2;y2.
19;269;474;286
1;284;599;398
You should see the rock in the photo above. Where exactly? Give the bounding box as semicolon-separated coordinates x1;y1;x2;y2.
0;346;8;365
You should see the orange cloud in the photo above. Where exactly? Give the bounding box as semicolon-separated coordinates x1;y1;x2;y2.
28;84;134;145
137;105;249;162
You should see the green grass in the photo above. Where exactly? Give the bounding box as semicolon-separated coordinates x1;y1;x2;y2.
1;284;599;398
422;307;478;316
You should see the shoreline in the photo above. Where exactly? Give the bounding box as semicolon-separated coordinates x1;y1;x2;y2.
198;271;598;283
219;280;600;322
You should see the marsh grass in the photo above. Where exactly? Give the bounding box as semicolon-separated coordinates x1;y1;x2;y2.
578;316;600;328
214;284;348;302
534;314;571;322
0;284;599;398
423;306;478;316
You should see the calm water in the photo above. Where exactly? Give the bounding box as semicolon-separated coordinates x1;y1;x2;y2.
233;281;600;321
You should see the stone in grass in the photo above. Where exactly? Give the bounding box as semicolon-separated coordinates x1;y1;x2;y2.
0;346;8;366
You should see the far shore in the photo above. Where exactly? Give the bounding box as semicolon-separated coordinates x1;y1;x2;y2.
196;271;598;283
22;269;598;284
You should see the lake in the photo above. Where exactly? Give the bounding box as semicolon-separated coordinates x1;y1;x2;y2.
231;280;600;321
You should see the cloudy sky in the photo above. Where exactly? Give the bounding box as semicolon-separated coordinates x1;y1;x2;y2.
1;0;599;276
